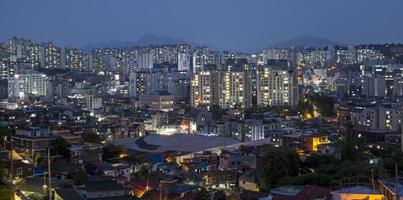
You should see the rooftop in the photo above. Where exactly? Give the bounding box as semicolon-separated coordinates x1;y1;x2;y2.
54;188;85;200
332;185;382;195
114;134;239;153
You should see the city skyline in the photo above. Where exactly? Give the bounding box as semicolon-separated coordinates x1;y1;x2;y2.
2;1;403;200
1;0;403;52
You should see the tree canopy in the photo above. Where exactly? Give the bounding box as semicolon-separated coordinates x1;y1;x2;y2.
259;147;301;190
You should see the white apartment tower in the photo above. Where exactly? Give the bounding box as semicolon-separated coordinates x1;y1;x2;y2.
256;66;297;107
8;72;48;99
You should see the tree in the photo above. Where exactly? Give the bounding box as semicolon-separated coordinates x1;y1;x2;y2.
102;144;123;160
339;139;364;162
210;105;224;121
298;98;314;118
194;187;210;200
0;184;14;200
0;160;5;180
212;190;226;200
132;165;149;180
383;151;403;176
50;137;71;158
259;147;301;191
303;154;334;170
34;154;43;166
0;127;14;150
311;94;335;118
69;168;88;186
82;132;102;144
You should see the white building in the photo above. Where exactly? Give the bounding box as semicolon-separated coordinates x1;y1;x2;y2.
129;72;137;97
8;72;47;99
256;66;297;107
219;70;252;109
177;53;191;71
261;48;289;63
86;95;103;111
137;53;153;69
190;69;219;109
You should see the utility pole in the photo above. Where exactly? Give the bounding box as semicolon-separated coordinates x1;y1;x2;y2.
9;132;13;180
371;168;375;190
396;163;400;200
48;147;52;200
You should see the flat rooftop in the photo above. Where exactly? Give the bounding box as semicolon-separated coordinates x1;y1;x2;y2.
113;134;239;153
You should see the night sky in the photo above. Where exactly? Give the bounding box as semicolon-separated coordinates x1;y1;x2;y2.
1;0;403;51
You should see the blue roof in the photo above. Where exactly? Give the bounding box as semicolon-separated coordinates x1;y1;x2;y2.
149;155;164;163
33;167;45;175
162;184;198;193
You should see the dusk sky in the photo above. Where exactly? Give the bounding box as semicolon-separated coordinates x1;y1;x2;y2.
1;0;403;51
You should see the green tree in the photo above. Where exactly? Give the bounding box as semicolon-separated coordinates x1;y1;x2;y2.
50;137;71;158
311;94;335;117
213;190;226;200
298;98;314;118
339;140;364;162
210;105;224;121
0;127;14;150
69;168;88;186
34;154;43;166
0;184;14;200
259;147;301;190
0;160;5;179
132;165;149;180
82;132;102;144
102;144;123;160
383;151;403;176
195;187;210;200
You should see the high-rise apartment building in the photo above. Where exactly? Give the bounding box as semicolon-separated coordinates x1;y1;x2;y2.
40;42;61;69
256;65;297;107
8;71;47;98
65;48;89;71
190;65;219;109
219;67;252;109
177;53;191;72
137;53;154;69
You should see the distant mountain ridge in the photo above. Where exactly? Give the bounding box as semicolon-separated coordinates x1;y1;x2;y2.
268;35;345;48
82;35;346;52
82;34;207;51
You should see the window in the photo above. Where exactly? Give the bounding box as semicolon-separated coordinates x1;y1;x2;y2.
16;167;23;176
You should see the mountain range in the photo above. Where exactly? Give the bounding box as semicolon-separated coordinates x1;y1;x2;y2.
82;34;205;51
268;35;344;48
82;35;344;52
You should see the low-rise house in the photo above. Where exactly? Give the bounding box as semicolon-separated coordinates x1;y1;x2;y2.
159;179;199;199
139;91;174;112
201;169;237;189
377;179;403;200
331;185;384;200
12;127;55;158
270;185;331;200
51;130;82;144
84;179;127;199
102;162;133;180
0;150;33;178
53;188;85;200
282;133;330;152
219;149;256;170
239;170;259;192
